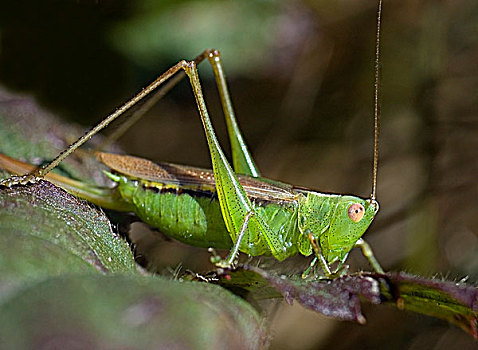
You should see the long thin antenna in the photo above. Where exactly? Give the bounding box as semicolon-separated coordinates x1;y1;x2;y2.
371;0;382;202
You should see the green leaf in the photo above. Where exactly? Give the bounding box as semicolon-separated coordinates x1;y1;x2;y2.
379;272;478;339
0;181;137;278
0;274;267;350
213;266;478;339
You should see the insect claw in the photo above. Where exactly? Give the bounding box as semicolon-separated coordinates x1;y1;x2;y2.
337;264;350;277
208;247;222;264
302;257;318;279
215;261;233;269
208;247;234;268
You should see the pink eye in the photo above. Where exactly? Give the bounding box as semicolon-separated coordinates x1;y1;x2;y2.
348;203;365;222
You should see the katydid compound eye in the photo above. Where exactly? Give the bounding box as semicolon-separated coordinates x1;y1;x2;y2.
348;203;365;222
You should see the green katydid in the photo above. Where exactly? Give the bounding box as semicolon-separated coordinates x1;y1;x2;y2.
0;1;385;278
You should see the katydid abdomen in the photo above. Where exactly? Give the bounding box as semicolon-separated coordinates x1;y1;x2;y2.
100;152;301;257
113;173;302;255
128;180;233;249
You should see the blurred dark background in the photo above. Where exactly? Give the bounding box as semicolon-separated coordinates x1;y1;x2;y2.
1;0;478;348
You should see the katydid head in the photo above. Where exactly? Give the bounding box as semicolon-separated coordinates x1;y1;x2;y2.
298;193;379;267
319;196;379;265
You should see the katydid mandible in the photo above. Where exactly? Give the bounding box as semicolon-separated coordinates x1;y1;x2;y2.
0;1;384;278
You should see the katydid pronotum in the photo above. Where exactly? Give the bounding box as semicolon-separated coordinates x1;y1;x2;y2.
0;1;385;278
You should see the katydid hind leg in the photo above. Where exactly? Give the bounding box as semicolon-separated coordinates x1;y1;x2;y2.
215;211;253;268
184;62;289;261
206;50;260;177
0;48;252;185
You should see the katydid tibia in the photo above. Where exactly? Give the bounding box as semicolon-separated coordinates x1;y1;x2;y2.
0;2;385;279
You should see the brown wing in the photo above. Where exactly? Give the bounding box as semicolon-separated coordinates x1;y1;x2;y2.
96;152;300;204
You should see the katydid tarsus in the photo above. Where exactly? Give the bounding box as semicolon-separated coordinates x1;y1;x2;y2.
0;1;384;278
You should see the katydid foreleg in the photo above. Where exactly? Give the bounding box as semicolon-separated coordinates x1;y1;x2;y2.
355;238;384;274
